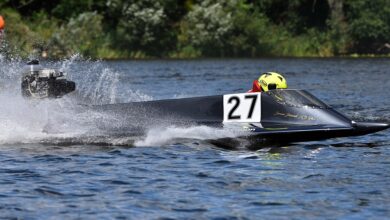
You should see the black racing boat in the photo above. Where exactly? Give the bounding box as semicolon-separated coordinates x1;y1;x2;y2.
91;89;389;147
20;60;389;148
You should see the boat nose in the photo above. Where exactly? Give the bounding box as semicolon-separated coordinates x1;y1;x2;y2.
353;122;390;134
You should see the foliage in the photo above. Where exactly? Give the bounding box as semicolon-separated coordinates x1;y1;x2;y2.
182;1;234;52
0;8;42;57
226;2;270;57
345;0;390;53
179;0;271;57
0;0;389;58
107;0;176;57
49;12;104;58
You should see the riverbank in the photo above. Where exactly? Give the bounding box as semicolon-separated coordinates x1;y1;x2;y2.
1;1;389;60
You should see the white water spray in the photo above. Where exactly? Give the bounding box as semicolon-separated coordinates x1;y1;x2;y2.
0;53;153;145
135;125;247;146
0;53;244;147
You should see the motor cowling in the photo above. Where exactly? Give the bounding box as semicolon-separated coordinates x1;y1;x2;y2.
21;60;76;99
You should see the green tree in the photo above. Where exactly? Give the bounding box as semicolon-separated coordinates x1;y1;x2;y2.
179;0;270;57
0;8;42;58
107;0;177;57
180;0;234;56
345;0;390;53
49;12;104;58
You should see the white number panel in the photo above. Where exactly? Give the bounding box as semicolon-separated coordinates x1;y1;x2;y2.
223;93;261;123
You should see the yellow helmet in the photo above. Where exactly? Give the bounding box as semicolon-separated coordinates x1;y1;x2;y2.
258;72;288;92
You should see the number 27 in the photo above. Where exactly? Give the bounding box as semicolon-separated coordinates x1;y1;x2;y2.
228;95;258;120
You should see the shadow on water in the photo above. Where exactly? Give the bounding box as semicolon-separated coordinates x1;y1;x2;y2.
205;134;389;151
1;131;387;155
330;141;389;148
0;143;122;155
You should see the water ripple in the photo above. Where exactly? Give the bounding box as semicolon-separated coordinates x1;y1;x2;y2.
0;59;388;219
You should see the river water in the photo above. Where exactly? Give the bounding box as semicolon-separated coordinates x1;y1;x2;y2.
0;57;389;219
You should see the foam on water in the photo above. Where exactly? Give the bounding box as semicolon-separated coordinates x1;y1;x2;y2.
0;54;230;146
0;92;84;144
0;54;156;145
135;125;247;147
349;112;390;123
0;94;47;144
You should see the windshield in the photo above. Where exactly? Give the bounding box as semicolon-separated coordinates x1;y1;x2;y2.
265;89;329;109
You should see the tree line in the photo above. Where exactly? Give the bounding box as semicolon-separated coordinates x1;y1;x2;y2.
0;0;389;59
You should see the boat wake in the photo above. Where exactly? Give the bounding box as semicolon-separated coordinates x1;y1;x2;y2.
134;125;245;147
0;55;147;146
0;55;247;148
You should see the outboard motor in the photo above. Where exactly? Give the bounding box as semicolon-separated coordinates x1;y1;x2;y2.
21;60;76;99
